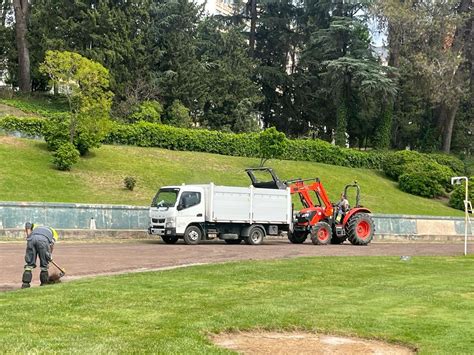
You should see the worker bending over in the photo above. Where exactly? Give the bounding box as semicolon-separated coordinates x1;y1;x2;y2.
21;223;59;289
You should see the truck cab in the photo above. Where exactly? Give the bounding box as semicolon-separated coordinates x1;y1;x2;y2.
149;186;205;243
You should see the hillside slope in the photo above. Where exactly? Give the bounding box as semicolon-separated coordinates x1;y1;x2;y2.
0;135;461;216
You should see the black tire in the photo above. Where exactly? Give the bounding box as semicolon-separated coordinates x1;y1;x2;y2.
183;225;202;245
288;231;307;244
330;232;347;244
162;236;179;244
311;222;332;245
345;213;375;245
244;226;265;245
225;239;242;245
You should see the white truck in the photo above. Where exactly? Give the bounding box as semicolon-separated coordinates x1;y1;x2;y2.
148;176;292;245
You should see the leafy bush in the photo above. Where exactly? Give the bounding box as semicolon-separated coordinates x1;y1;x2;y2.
124;176;137;191
382;150;426;180
164;100;192;128
129;100;163;124
397;161;454;198
43;114;109;156
399;171;445;198
42;115;70;151
52;142;80;171
429;153;466;176
449;177;474;211
258;127;287;166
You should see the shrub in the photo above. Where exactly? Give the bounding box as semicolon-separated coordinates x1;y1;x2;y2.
399;171;445;198
398;161;454;198
43;114;70;151
124;176;137;191
52;142;80;171
428;153;466;176
129;100;163;124
449;177;474;211
382;150;426;180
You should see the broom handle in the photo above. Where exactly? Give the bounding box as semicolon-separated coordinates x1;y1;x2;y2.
50;260;66;274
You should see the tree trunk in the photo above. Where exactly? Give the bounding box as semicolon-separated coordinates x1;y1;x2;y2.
436;0;471;153
387;23;400;68
439;102;459;153
248;0;257;57
13;0;30;92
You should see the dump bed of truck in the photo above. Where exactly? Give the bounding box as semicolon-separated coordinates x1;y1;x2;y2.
198;184;291;225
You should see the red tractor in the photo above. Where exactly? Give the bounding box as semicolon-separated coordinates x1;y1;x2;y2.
246;168;375;246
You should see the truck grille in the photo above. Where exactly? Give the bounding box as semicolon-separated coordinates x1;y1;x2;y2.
152;218;165;224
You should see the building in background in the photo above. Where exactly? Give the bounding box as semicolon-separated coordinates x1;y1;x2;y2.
197;0;234;16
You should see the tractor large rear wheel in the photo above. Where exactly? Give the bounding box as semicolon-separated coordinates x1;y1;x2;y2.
345;213;374;245
311;222;332;245
288;231;307;244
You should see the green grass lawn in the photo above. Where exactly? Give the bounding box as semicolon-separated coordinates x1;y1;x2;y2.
0;256;473;353
0;134;462;216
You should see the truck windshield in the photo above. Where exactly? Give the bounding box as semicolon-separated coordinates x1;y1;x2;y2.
152;189;179;208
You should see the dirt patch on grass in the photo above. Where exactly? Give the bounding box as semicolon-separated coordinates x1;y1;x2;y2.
211;331;415;354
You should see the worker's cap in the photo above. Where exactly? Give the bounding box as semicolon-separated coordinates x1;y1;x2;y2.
25;222;33;229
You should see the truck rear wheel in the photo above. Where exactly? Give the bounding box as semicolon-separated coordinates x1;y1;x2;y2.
245;227;264;245
183;226;202;245
288;231;307;244
346;213;374;245
162;236;179;244
311;222;332;245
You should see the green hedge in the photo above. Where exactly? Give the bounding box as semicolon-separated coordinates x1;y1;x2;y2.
104;121;385;169
0;116;464;176
0;115;45;137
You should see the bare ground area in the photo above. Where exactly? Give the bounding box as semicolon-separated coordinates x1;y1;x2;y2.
1;239;466;291
211;331;415;354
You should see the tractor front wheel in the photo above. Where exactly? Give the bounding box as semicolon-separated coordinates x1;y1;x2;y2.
311;222;332;245
346;213;375;245
288;231;307;244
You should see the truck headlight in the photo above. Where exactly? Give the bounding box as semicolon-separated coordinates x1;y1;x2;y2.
165;220;175;228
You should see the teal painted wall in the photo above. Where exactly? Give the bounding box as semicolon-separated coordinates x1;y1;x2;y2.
0;202;471;236
0;202;149;230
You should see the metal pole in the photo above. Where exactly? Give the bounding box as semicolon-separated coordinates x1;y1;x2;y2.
465;178;468;256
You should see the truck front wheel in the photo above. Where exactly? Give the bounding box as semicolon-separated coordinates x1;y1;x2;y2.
245;227;264;245
183;226;202;245
162;236;179;244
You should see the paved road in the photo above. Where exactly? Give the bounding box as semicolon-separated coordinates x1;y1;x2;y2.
1;240;468;291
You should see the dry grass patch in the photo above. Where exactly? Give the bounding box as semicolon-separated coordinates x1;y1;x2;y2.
211;331;415;354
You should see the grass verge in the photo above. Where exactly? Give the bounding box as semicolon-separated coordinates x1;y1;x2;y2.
0;256;473;353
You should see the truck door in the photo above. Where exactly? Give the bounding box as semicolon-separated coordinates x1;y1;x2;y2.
176;189;205;234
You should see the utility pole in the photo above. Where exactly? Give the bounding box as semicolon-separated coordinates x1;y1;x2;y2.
451;176;472;256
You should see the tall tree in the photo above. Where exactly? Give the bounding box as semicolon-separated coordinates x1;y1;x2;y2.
375;0;472;153
197;18;262;132
12;0;29;91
